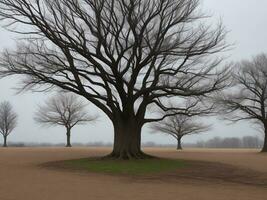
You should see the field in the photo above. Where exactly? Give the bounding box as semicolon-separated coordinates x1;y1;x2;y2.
0;148;267;200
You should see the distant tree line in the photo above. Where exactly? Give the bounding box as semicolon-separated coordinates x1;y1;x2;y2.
193;136;263;149
5;136;263;149
142;136;263;149
6;141;113;148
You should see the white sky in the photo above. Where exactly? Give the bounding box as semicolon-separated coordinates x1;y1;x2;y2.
0;0;267;145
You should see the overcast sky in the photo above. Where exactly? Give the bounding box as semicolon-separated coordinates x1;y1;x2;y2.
0;0;267;145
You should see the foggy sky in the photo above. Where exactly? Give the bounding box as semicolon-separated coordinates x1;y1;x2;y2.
0;0;267;145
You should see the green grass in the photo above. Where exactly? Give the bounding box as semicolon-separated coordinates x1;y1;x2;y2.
63;158;187;175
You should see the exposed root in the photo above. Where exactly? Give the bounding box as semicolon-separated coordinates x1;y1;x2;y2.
103;150;157;160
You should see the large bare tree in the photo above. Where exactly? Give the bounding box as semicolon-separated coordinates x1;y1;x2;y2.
0;101;18;147
0;0;229;159
217;54;267;152
35;93;97;147
151;114;210;150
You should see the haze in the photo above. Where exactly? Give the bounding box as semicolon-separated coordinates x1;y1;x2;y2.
0;0;267;145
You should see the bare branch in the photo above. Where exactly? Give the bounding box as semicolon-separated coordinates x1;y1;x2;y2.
216;53;267;132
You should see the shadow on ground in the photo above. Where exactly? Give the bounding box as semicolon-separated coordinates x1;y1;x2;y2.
43;158;267;188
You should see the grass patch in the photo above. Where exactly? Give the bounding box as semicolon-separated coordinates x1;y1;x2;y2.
63;158;187;175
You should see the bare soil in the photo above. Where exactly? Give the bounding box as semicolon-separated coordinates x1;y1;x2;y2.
0;147;267;200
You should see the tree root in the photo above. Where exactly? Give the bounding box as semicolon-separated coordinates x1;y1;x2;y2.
103;150;157;160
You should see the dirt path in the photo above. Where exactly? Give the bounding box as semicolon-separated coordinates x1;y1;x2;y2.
0;147;266;200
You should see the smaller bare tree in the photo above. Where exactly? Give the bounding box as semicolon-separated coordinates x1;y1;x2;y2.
0;101;18;147
217;54;267;152
151;114;210;150
35;93;97;147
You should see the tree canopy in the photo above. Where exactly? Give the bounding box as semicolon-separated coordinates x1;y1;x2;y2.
0;0;229;159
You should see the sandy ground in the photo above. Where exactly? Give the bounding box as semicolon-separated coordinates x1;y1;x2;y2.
0;147;266;200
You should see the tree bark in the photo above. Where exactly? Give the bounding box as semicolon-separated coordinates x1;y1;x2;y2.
106;117;152;160
262;126;267;152
177;137;182;150
3;136;7;147
66;128;72;147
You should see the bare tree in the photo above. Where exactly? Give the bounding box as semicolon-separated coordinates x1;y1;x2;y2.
217;54;267;152
0;0;229;159
35;93;97;147
0;101;18;147
151;114;210;150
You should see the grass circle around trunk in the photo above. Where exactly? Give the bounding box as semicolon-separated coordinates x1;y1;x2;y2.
60;158;187;175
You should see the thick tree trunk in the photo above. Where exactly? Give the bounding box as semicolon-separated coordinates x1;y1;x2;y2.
177;138;182;150
106;117;153;160
3;136;7;147
262;126;267;152
66;128;72;147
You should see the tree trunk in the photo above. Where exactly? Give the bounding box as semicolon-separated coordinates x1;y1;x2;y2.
262;126;267;152
177;137;182;150
66;128;72;147
3;136;7;147
106;117;152;160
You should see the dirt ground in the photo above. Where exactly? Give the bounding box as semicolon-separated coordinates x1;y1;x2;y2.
0;147;266;200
